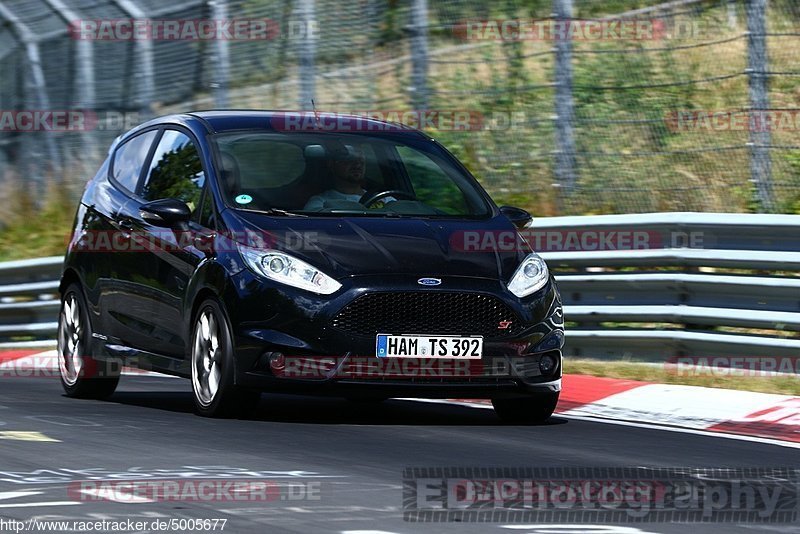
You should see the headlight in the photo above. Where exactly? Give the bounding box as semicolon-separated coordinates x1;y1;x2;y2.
507;252;549;298
238;245;342;295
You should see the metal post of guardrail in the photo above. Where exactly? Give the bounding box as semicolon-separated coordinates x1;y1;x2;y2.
209;0;230;108
0;257;63;348
43;0;99;166
0;3;61;195
746;0;773;212
409;0;429;111
553;0;578;201
727;0;738;29
297;0;317;110
111;0;155;119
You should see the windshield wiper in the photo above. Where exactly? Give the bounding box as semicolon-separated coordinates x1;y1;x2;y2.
242;207;308;217
268;208;307;217
313;210;419;218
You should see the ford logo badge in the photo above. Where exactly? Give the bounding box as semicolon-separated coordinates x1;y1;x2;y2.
417;278;442;286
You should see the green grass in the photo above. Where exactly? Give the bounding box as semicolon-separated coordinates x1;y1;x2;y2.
3;9;799;250
0;184;75;262
567;359;800;395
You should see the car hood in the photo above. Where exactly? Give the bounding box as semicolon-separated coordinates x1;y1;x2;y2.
229;211;530;281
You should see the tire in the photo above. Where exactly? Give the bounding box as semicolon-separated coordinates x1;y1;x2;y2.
58;283;120;399
492;392;559;424
190;298;260;417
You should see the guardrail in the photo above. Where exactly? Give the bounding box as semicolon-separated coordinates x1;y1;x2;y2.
0;212;798;359
537;212;800;360
0;256;63;348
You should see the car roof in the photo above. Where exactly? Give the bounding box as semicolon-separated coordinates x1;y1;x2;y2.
193;110;423;134
140;110;424;133
110;110;430;153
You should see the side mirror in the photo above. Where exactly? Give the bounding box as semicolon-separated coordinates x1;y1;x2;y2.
499;206;533;230
140;198;192;228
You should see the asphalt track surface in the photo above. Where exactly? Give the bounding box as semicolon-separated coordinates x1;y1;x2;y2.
0;373;797;534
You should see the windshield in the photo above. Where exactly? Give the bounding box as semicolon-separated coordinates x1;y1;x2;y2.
211;131;492;218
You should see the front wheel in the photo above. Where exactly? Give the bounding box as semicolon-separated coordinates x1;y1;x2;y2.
190;298;260;417
58;283;120;399
492;392;559;424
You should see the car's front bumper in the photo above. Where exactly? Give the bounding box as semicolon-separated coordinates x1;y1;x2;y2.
224;271;564;399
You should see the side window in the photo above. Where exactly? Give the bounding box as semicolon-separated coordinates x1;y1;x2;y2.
111;130;158;193
141;130;205;216
396;146;467;214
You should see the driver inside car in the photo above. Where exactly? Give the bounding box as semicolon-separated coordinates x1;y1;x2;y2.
303;143;396;211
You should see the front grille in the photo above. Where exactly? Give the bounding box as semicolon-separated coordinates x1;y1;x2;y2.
330;291;524;338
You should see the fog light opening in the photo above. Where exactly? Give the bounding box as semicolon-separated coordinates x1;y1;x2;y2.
268;352;285;372
539;354;557;375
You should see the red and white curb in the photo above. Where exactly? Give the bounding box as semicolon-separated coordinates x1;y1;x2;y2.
2;350;798;446
421;373;800;448
559;376;800;444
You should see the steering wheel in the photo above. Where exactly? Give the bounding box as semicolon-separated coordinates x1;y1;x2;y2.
359;189;415;208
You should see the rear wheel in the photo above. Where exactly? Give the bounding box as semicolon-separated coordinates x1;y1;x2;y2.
492;392;559;424
191;298;260;417
58;284;120;399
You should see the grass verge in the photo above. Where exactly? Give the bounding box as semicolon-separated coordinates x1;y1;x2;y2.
567;359;800;395
0;182;76;262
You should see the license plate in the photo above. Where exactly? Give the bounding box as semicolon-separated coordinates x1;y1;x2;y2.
375;334;483;359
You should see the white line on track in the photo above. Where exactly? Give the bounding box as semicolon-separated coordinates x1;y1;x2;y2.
562;414;800;450
398;398;800;449
501;526;662;534
0;490;81;509
0;491;43;501
0;501;80;508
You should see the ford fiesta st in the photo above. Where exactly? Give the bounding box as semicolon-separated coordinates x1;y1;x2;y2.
58;111;564;422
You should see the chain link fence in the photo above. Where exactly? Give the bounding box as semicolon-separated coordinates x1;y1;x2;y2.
0;0;799;216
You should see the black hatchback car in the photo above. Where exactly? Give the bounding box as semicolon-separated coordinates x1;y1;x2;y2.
58;111;564;422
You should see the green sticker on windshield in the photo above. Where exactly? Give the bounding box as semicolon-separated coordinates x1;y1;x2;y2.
235;194;253;205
